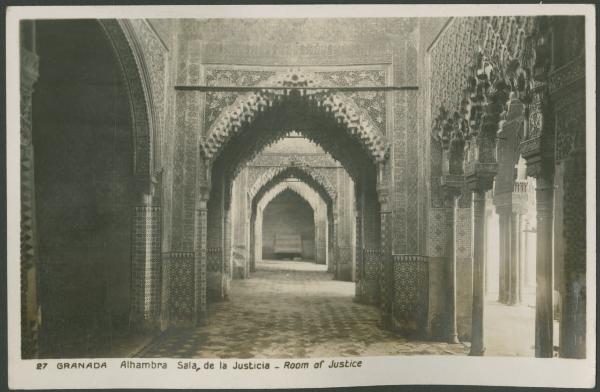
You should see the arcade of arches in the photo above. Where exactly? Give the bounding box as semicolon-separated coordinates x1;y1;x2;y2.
20;17;587;359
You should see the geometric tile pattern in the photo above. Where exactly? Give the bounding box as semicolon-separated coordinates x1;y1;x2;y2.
137;260;466;358
206;247;222;273
355;249;382;305
392;255;429;328
131;206;162;323
168;252;194;322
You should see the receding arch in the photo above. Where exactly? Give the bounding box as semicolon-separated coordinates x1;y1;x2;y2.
248;159;337;206
248;166;336;273
258;180;324;213
255;182;326;263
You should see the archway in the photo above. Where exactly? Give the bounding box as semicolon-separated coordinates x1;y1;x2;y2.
25;19;158;358
261;188;316;261
248;163;337;272
199;70;387;317
254;179;329;269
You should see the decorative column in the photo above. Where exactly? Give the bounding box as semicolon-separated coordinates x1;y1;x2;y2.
193;194;208;325
496;206;510;304
534;173;554;357
519;27;556;356
20;44;40;358
509;210;521;305
377;176;393;329
463;50;506;355
437;109;467;344
131;180;162;330
468;188;489;356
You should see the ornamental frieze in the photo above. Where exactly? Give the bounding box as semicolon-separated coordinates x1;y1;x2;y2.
201;68;389;164
204;67;387;130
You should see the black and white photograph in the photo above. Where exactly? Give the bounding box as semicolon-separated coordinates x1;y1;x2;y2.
6;4;596;389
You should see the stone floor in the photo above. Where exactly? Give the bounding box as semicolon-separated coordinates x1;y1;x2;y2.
484;298;535;357
137;260;468;358
484;295;560;357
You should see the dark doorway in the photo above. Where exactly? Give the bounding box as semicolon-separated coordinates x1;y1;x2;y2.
261;189;315;261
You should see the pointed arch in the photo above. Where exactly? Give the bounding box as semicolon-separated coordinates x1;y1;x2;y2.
248;160;337;207
258;180;324;213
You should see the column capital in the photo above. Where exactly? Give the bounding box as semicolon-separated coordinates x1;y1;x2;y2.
376;185;391;213
440;175;464;197
519;81;556;179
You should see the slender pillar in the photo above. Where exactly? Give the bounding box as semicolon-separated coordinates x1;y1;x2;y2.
447;194;460;343
535;174;554;357
509;211;521;305
484;209;491;295
469;190;486;356
518;213;525;305
497;209;510;303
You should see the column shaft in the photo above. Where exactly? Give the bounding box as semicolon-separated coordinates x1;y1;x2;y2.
447;196;459;343
469;190;486;356
509;212;520;305
518;214;525;305
535;175;554;357
498;211;510;304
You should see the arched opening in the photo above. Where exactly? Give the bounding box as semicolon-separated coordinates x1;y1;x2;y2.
203;74;386;307
31;20;140;357
253;179;328;268
262;188;315;261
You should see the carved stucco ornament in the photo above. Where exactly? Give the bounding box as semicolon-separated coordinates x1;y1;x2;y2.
201;69;389;164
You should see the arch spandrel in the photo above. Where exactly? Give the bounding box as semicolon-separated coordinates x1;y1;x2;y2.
201;69;389;165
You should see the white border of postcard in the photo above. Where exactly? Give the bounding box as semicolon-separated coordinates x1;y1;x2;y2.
6;4;597;389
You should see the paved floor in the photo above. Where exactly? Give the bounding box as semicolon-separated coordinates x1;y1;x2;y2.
137;260;468;358
484;299;535;357
484;295;560;357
